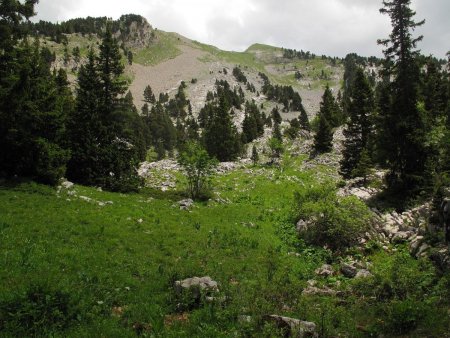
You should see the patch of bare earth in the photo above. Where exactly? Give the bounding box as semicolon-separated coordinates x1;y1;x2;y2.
127;45;211;110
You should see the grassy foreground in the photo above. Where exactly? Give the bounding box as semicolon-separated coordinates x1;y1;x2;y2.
0;156;449;337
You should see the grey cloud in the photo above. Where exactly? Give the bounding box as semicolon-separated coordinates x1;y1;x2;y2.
33;0;449;58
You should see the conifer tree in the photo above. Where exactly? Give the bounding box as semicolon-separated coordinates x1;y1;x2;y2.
299;107;311;131
340;68;374;178
97;24;125;122
143;85;156;104
203;96;241;161
352;148;373;184
67;49;102;185
320;85;342;128
67;29;143;191
242;112;258;143
0;29;71;184
271;107;282;125
272;121;282;142
251;145;259;165
313;87;335;153
377;0;429;192
313;115;333;153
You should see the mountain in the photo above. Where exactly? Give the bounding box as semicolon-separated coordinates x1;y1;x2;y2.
32;14;344;118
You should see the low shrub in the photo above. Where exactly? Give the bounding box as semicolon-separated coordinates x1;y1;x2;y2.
294;184;372;251
0;284;80;336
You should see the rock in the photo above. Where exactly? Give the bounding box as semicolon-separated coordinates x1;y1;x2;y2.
296;218;316;233
315;264;334;277
429;248;450;271
79;196;92;202
340;263;357;278
391;231;413;243
296;219;308;232
352;188;372;200
288;252;302;257
416;243;430;257
61;180;74;189
409;235;424;256
302;285;336;296
174;276;219;308
238;315;252;323
355;269;372;279
175;276;218;292
178;199;194;210
263;315;318;338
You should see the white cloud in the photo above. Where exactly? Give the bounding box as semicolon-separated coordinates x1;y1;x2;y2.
32;0;449;58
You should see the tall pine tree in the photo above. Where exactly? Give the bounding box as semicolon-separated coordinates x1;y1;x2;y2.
340;68;374;178
377;0;429;192
313;86;335;153
67;27;143;191
67;48;102;184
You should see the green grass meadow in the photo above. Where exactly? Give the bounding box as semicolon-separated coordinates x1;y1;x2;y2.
1;153;449;337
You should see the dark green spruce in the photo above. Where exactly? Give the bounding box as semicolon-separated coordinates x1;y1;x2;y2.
340;68;374;178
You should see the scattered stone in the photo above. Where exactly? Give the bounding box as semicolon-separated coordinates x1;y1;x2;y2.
263;315;318;338
429;247;450;271
177;199;194;210
296;219;308;232
79;196;92;203
355;269;373;279
315;264;334;277
288;252;302;257
174;276;219;308
340;263;358;278
61;179;74;190
416;243;430;257
238;315;252;323
302;285;337;296
175;276;218;292
409;235;424;256
391;231;413;243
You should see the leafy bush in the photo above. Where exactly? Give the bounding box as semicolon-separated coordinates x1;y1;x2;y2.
178;142;217;200
294;184;372;251
0;285;80;336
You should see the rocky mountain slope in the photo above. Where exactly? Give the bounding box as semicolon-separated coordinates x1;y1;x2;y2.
44;15;343;121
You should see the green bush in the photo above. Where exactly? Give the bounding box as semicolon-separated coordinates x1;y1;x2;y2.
294;184;372;251
381;299;426;335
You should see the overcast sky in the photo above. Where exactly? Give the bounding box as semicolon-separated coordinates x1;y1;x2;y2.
32;0;449;58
